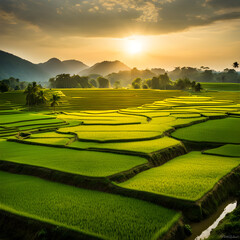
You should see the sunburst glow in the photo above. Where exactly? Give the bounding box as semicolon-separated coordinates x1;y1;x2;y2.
126;38;143;54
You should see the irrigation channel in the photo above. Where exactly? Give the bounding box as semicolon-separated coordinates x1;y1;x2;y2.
186;199;238;240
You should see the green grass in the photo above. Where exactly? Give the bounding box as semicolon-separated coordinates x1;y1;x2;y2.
200;82;240;91
2;119;65;128
75;131;162;142
0;171;181;240
30;132;74;138
0;112;55;124
57;113;146;125
70;136;182;154
53;89;187;111
119;152;240;201
203;144;240;157
58;123;172;133
171;117;240;144
0;140;147;177
24;138;71;146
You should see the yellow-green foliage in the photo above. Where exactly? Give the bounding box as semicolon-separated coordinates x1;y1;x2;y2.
30;132;74;138
172;118;240;144
119;152;240;201
0;113;55;124
70;137;182;154
0;140;147;177
76;131;162;142
203;144;240;157
0;171;180;240
25;138;71;146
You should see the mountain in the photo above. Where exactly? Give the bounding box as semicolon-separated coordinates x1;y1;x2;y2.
38;58;88;77
0;50;88;82
0;50;49;82
79;60;130;76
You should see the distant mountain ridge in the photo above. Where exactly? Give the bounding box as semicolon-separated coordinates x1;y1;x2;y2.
0;50;130;82
79;60;130;76
0;50;49;82
38;58;88;77
0;50;89;82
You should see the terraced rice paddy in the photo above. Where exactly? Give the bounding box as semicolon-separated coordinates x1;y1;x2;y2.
0;140;147;177
203;144;240;157
70;136;182;154
0;171;180;240
171;118;240;144
119;152;240;201
1;89;240;239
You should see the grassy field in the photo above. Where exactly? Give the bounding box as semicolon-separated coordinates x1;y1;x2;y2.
203;144;240;157
70;137;182;154
0;89;187;111
171;118;240;144
119;152;240;201
1;89;240;239
0;171;180;240
201;82;240;91
0;140;147;177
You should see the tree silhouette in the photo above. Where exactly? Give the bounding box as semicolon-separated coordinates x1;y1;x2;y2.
24;82;41;107
50;94;61;112
37;90;47;104
233;62;239;69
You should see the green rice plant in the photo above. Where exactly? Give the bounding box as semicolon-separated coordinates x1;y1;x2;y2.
119;152;240;201
75;131;162;142
200;82;240;91
0;140;147;177
171;117;240;144
0;113;55;124
200;112;227;117
2;119;64;128
203;144;240;157
58;123;171;133
70;136;181;154
24;138;71;146
30;132;74;138
170;113;201;118
0;171;180;240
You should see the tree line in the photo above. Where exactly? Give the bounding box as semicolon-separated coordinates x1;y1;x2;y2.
131;73;202;92
49;74;110;88
24;82;60;111
0;77;28;93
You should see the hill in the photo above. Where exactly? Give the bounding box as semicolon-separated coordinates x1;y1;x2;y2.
38;58;88;77
79;60;130;76
0;50;48;82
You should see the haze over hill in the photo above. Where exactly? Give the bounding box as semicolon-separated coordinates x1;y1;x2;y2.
38;58;88;77
0;50;239;87
0;50;48;82
79;60;131;76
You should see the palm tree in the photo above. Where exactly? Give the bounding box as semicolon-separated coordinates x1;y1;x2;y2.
50;94;61;112
233;62;239;69
24;82;41;107
37;90;47;104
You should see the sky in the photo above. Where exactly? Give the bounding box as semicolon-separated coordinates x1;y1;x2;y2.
0;0;240;70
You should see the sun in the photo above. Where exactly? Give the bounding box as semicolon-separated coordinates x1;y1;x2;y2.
125;38;143;54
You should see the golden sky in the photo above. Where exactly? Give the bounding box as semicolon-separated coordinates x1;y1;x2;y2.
0;0;240;70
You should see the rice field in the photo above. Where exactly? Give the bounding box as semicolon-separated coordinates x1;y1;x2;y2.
171;118;240;144
1;89;240;239
203;144;240;157
69;136;182;154
0;171;180;240
119;152;240;201
0;140;147;177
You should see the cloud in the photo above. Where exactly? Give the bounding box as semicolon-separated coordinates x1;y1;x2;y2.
0;0;239;39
